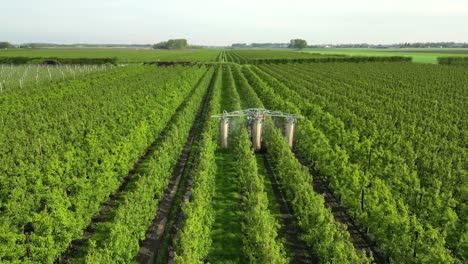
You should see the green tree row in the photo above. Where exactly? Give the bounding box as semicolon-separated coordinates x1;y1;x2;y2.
177;65;288;263
84;68;214;263
437;57;468;65
263;123;370;263
222;63;287;263
0;65;207;263
239;65;370;262
234;128;288;263
224;50;410;64
243;65;457;263
258;62;466;261
174;67;222;263
230;63;368;262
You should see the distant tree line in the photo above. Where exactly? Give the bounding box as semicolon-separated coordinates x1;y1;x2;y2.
4;39;468;50
232;43;290;48
400;42;468;48
153;39;189;50
0;42;14;49
288;39;308;49
232;41;468;49
1;42;156;49
23;43;153;48
231;40;308;49
308;42;468;48
231;43;249;48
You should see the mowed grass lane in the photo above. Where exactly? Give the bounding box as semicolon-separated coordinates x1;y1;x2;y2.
207;151;243;263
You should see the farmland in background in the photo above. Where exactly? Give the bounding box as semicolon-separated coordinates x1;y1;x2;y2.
0;48;221;63
302;48;468;63
0;64;114;92
0;48;466;264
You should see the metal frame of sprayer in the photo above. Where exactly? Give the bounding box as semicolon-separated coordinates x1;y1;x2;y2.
212;108;303;150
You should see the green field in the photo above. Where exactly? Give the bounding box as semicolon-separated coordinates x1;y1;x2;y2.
0;48;221;63
2;47;467;64
302;48;468;63
0;49;466;264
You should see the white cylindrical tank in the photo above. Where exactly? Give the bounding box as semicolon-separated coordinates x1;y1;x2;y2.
251;116;263;150
220;117;229;148
284;118;296;149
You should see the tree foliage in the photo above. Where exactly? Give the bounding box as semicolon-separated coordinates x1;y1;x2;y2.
0;41;13;49
0;65;208;262
85;68;214;262
224;50;410;64
234;128;288;264
243;63;463;263
438;57;468;65
241;66;369;263
153;39;189;50
174;67;221;263
289;39;308;49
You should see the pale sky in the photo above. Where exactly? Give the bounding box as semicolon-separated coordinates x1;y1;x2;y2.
1;0;467;45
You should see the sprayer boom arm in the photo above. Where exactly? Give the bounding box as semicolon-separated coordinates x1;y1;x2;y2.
212;108;303;120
